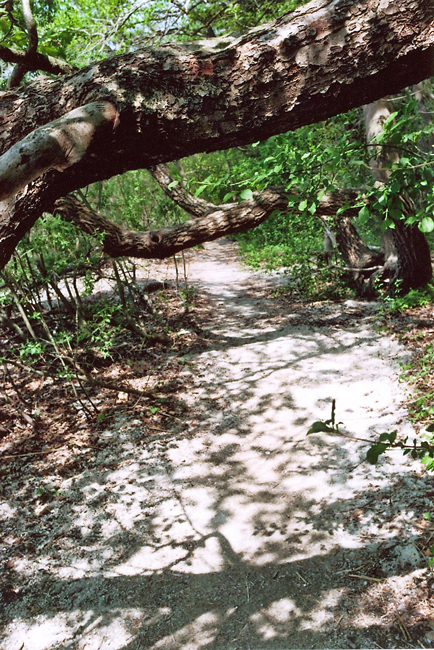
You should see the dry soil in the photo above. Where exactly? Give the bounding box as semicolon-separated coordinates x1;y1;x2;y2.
1;239;434;650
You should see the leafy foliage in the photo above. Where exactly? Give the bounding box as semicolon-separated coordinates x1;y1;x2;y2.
382;282;434;313
308;402;434;469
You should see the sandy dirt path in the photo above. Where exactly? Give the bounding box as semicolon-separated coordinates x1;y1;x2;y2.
1;239;433;650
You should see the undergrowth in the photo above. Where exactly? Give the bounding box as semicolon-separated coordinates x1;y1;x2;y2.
382;282;434;313
380;281;434;426
375;282;434;469
237;239;356;301
0;212;194;422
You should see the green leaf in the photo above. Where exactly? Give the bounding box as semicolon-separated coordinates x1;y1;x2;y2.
422;456;434;470
379;431;397;444
383;111;398;127
298;199;308;211
426;423;434;432
419;217;434;233
167;180;179;190
366;443;388;464
423;512;432;521
381;218;395;231
308;202;317;215
358;206;370;223
222;192;236;203
240;189;254;201
389;208;402;220
307;421;334;435
194;186;206;197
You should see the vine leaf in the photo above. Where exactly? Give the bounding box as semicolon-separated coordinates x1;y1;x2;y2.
366;442;388;464
307;421;334;434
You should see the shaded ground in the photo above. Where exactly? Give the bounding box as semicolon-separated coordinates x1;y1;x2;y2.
1;239;434;649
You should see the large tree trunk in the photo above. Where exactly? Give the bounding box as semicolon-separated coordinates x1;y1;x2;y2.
332;215;384;295
0;0;433;269
387;219;433;295
362;99;432;294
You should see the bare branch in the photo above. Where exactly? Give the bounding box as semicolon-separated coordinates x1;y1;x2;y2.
8;0;39;88
150;164;214;218
53;190;290;260
53;186;362;261
0;44;74;75
0;102;119;201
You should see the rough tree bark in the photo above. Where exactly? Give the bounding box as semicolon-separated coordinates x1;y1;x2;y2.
362;99;432;294
331;215;384;294
0;0;434;269
54;174;359;260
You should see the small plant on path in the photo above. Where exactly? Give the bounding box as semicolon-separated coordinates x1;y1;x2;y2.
308;399;434;467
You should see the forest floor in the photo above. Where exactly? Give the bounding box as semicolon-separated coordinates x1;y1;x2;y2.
1;238;434;650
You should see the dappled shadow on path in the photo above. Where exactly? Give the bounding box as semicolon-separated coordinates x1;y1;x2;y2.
1;241;433;650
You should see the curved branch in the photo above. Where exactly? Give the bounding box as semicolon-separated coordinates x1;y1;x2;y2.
0;102;119;201
53;186;362;261
53;190;290;259
8;0;39;88
4;0;74;85
152;162;361;221
0;44;75;76
150;164;216;218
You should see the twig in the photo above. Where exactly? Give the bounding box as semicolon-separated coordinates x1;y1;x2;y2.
4;363;32;407
347;574;385;582
296;570;309;585
155;408;183;421
397;613;411;641
2;443;101;460
336;563;368;574
335;614;344;627
84;373;157;398
2;445;66;459
326;263;383;273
